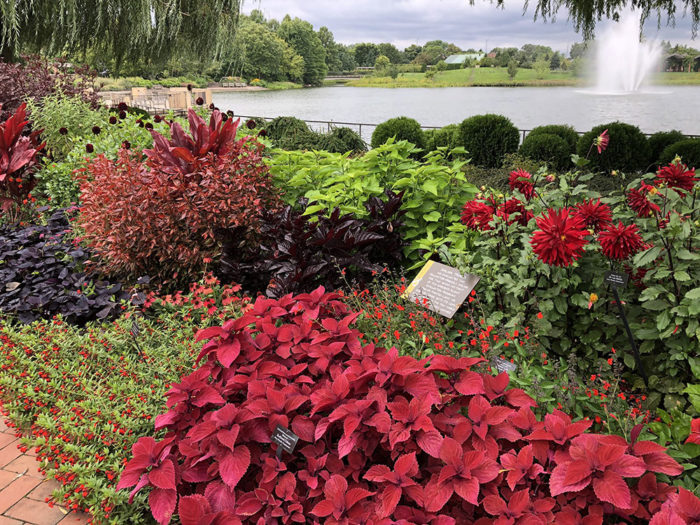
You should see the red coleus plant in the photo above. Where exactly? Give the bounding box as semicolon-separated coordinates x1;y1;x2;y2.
0;102;44;216
118;287;695;524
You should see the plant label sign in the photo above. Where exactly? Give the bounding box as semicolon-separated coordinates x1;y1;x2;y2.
271;425;299;457
604;271;629;289
402;261;480;318
492;357;518;375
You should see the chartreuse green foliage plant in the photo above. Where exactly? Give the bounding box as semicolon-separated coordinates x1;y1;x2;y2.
0;276;250;523
267;140;477;268
77;109;280;284
453;154;699;405
117;287;695;524
34;108;172;207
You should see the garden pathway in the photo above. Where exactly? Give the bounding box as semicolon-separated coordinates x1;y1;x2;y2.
0;419;89;525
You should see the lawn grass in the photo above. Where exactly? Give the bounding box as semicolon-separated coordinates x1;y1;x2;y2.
347;67;700;88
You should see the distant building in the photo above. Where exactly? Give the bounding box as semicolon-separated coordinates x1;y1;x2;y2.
445;53;485;65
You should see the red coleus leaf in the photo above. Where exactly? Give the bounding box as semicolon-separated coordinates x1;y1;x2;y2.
205;481;237;512
149;459;176;490
592;469;632;509
149;488;177;525
178;495;211;525
218;446;250;489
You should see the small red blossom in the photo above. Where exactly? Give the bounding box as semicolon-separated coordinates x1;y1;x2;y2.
627;183;661;218
598;222;644;260
687;419;700;446
530;208;588;267
461;200;495;231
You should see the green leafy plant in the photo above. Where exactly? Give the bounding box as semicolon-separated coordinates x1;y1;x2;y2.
268;141;477;268
457;113;520;168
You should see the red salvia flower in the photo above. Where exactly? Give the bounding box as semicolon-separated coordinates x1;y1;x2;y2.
686;419;700;446
594;129;609;154
627;183;661;218
599;222;644;260
655;161;697;195
574;198;612;232
461;200;495;231
530;208;588;267
508;169;535;201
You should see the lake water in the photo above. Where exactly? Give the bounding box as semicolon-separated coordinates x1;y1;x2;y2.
213;86;700;142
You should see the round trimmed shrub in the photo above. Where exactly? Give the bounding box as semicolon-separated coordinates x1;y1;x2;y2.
318;126;367;154
659;138;700;169
425;124;459;152
457;114;520;168
370;116;426;153
266;116;310;142
525;124;579;151
519;132;571;171
648;130;685;166
275;130;323;151
576;122;650;173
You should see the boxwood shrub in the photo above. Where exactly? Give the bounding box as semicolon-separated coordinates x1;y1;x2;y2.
648;130;686;166
660;138;700;169
525;124;579;150
424;123;459;152
265;116;310;142
577;121;650;173
371;116;426;154
317;126;367;154
519;132;571;171
457;113;520;168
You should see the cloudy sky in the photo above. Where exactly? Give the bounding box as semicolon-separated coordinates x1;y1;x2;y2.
242;0;698;53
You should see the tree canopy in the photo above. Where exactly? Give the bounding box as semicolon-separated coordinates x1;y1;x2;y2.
479;0;700;38
0;0;241;68
278;16;327;85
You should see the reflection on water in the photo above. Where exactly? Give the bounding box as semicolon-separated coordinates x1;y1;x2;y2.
213;86;700;142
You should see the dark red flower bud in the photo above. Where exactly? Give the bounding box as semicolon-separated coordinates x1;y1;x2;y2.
258;129;268;137
119;111;127;119
145;122;153;130
154;115;162;123
59;127;68;135
226;110;234;117
117;102;128;111
85;144;94;153
246;119;256;130
122;140;131;150
209;103;215;110
221;114;228;122
196;97;204;106
92;126;101;135
187;84;193;91
109;116;117;125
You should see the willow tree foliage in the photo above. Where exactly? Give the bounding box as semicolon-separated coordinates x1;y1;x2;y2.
0;0;241;68
482;0;700;37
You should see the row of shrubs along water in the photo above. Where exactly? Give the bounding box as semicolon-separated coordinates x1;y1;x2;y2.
257;113;700;176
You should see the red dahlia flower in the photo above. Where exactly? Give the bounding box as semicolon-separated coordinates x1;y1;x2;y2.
598;222;644;260
655;161;697;194
497;198;533;227
461;199;495;231
627;183;661;218
530;208;588;267
508;169;535;201
594;129;609;154
574;198;612;232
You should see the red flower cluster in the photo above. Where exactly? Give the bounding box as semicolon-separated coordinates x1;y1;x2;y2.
508;169;535;201
461;197;532;231
530;208;588;267
655;161;697;195
118;288;692;525
598;222;645;260
574;198;612;232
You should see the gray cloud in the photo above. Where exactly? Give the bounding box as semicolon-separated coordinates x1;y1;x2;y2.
242;0;698;52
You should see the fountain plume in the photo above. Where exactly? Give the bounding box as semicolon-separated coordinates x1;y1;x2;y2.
593;12;662;93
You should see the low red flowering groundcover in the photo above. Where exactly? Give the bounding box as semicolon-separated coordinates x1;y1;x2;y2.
118;287;696;524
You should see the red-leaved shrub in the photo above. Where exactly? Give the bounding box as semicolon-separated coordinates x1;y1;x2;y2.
118;287;696;524
77;109;279;282
0;102;44;218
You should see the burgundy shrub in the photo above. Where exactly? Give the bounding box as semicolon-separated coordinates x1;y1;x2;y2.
118;288;695;524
